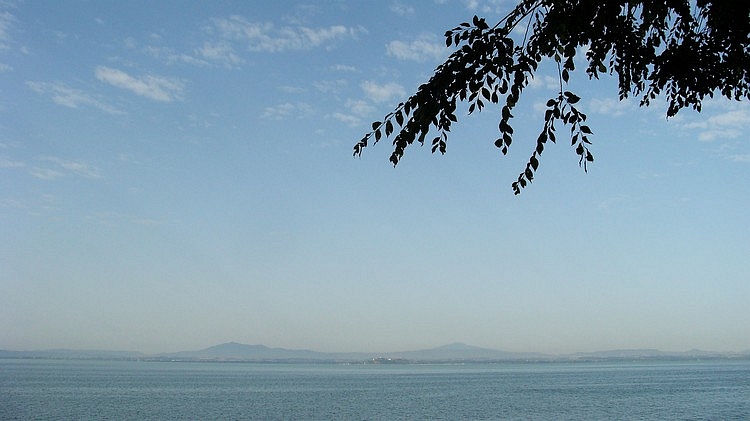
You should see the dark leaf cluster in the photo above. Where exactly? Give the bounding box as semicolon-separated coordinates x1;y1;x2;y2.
354;1;750;193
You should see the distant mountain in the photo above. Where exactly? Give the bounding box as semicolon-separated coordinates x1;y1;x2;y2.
156;341;551;362
381;342;549;361
159;342;336;361
0;348;144;360
2;343;748;363
570;348;731;360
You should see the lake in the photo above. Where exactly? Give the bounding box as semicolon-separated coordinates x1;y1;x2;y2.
1;358;749;419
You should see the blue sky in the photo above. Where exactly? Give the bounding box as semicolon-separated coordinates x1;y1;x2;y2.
1;0;749;354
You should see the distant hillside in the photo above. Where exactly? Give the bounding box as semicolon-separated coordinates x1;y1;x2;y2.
154;341;550;362
159;342;337;361
381;342;548;361
2;343;748;363
570;348;731;360
0;349;144;360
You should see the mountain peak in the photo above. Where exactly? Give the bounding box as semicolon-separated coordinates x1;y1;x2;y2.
433;342;481;351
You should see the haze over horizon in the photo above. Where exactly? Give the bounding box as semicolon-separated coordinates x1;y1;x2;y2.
5;340;748;358
2;1;749;356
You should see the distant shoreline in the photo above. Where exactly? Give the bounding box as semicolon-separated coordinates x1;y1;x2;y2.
2;347;749;365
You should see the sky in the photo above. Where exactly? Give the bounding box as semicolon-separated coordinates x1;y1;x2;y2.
1;0;749;355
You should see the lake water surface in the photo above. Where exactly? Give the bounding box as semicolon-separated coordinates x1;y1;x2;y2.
1;358;749;419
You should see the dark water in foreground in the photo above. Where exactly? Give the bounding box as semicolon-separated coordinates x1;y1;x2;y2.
1;359;749;420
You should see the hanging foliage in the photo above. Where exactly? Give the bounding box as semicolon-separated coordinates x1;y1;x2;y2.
354;1;750;194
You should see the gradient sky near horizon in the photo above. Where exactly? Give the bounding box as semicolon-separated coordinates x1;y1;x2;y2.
2;0;749;355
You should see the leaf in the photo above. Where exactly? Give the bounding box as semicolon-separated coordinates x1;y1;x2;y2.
431;136;441;153
564;91;580;104
502;106;512;119
385;120;394;136
580;125;592;134
499;121;513;133
473;15;488;30
530;155;539;170
499;79;508;94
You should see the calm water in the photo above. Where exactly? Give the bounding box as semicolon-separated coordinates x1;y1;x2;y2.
1;359;749;420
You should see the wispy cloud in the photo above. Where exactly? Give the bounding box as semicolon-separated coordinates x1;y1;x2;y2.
207;15;363;53
123;35;211;68
347;99;375;116
588;97;635;116
26;81;122;114
361;81;405;104
30;156;101;180
330;64;357;72
464;0;481;9
528;75;560;91
143;45;210;67
679;103;750;142
120;15;363;69
0;155;24;168
332;83;404;127
390;3;416;16
0;10;16;51
95;66;184;102
260;101;314;120
331;112;361;126
331;99;375;127
463;0;510;14
280;85;307;94
195;41;243;68
29;167;64;180
386;33;446;62
729;154;750;163
313;79;348;94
